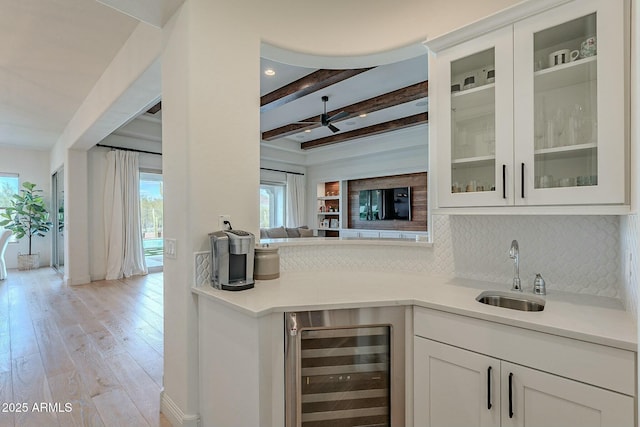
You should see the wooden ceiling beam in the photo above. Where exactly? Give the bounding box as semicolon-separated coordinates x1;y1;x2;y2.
147;101;161;114
301;112;428;150
260;68;373;113
261;80;428;141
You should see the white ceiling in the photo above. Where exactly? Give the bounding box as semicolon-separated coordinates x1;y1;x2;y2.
0;0;428;154
0;0;139;150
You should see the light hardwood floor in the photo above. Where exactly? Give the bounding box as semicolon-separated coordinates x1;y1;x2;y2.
0;268;171;427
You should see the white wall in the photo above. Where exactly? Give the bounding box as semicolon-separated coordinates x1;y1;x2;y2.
87;146;162;281
0;147;52;268
87;148;108;280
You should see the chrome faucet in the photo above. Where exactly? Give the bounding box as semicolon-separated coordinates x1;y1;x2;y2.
509;240;522;291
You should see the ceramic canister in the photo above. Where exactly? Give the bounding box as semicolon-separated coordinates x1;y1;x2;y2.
254;245;280;280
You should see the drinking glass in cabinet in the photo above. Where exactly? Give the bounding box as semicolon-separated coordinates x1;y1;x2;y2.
532;12;598;189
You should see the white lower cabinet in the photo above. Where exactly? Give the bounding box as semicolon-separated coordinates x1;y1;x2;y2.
502;362;633;427
414;338;500;427
413;308;635;427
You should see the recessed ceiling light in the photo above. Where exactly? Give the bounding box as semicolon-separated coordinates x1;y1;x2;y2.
359;113;367;118
264;68;276;76
304;129;311;133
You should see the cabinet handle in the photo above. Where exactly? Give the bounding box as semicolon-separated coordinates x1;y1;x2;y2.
520;163;525;198
502;165;506;199
509;372;514;418
487;366;492;410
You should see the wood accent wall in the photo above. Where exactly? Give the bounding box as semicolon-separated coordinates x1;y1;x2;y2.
323;181;340;197
347;172;427;231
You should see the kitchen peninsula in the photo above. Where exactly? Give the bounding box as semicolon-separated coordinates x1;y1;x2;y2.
193;270;636;426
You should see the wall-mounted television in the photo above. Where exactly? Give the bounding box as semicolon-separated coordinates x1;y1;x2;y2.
359;187;411;221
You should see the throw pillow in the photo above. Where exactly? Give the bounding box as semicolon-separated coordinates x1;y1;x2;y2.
285;227;301;238
266;226;288;238
298;228;314;237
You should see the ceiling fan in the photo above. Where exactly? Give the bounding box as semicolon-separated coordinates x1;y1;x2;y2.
297;96;349;133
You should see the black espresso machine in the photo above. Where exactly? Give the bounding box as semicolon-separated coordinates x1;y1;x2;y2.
209;229;255;291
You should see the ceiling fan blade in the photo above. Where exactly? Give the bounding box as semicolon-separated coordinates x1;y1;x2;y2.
327;123;340;133
327;111;349;122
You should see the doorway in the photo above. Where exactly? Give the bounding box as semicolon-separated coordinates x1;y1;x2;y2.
140;171;163;272
51;168;64;273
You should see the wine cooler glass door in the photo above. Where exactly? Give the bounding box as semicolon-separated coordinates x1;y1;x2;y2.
285;308;406;427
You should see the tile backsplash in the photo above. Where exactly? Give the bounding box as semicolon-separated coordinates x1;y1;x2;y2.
279;215;623;299
446;215;620;298
620;214;638;320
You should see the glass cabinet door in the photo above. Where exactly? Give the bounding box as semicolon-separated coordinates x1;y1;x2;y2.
514;0;626;206
450;48;496;194
533;14;598;191
436;25;513;208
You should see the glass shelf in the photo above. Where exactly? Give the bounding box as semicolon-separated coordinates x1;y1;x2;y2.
451;155;496;168
534;56;596;92
534;142;596;158
452;84;495;110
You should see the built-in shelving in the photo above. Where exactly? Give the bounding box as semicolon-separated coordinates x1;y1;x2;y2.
316;181;341;237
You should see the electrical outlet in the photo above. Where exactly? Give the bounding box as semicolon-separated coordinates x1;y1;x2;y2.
164;238;177;259
218;215;231;230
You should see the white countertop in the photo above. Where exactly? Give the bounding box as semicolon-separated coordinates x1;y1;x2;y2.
192;271;637;351
259;236;432;247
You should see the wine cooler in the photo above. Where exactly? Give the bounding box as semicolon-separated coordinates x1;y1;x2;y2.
285;307;406;427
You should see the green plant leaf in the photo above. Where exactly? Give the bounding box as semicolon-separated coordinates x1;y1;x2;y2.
1;181;51;254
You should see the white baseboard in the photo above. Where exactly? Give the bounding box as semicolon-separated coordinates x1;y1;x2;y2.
65;275;91;286
90;273;106;282
161;390;200;427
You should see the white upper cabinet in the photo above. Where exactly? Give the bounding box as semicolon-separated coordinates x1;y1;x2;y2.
431;0;629;211
435;26;514;208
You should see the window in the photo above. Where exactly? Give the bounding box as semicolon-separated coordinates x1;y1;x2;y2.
0;173;19;242
260;182;286;228
140;172;163;269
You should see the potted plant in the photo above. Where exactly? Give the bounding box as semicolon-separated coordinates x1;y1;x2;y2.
0;182;52;270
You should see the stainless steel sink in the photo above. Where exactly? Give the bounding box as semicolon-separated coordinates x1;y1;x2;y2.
476;290;545;312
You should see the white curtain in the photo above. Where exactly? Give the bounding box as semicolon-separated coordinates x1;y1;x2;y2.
104;150;148;280
286;173;306;227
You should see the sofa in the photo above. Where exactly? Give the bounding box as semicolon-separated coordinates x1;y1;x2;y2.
260;226;314;239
